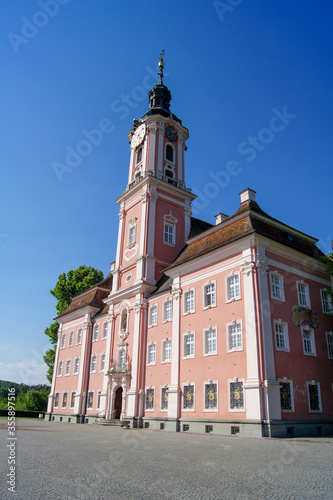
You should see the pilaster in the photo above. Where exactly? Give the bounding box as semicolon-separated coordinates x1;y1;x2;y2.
168;278;182;419
47;324;62;413
127;298;146;417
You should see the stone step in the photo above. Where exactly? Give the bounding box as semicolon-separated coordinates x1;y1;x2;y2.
94;419;130;427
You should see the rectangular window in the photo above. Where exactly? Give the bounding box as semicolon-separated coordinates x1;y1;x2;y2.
227;274;240;301
204;382;218;410
162;340;171;362
164;223;174;244
77;328;82;345
161;387;168;410
148;344;156;364
274;321;289;351
57;360;63;376
97;391;101;409
70;391;76;408
100;353;106;371
61;334;66;349
298;282;310;307
74;357;80;374
302;327;316;356
164;300;172;322
65;359;71;376
69;331;74;347
184;333;195;358
230;381;244;410
103;323;108;339
183;385;194;410
129;225;136;246
280;381;293;411
228;322;242;351
321;289;331;314
145;388;154;410
307;382;321;412
326;332;333;359
62;392;67;408
149;305;157;326
91;355;97;372
93;324;99;342
87;391;94;409
204;283;216;308
204;328;217;355
184;290;195;314
54;392;59;408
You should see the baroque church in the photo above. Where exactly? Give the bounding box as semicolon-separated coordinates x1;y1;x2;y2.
46;54;333;437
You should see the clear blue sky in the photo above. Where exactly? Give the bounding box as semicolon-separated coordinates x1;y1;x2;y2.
1;1;332;384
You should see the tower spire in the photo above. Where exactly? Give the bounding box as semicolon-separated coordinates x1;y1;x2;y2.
158;49;165;84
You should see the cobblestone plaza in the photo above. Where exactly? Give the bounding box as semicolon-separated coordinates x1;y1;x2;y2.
1;418;332;499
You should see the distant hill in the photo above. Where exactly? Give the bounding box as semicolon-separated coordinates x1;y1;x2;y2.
0;380;50;400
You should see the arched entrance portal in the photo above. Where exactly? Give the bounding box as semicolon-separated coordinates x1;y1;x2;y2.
114;387;123;419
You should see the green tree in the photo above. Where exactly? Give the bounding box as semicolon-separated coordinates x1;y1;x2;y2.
43;266;104;383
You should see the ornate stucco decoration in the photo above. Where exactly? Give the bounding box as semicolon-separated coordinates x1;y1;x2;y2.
292;306;319;328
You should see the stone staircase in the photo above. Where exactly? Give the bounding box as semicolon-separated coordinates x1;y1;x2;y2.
94;418;130;427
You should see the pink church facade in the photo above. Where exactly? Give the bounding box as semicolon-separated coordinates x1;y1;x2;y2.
46;57;333;437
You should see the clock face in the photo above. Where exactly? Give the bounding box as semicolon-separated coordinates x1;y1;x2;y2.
131;123;146;149
165;126;178;142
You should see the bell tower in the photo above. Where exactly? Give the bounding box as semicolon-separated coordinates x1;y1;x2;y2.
111;52;196;295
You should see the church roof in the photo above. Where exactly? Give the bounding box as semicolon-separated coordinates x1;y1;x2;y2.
55;273;112;319
166;198;323;271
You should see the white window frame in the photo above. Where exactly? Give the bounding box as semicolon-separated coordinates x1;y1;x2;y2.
228;379;245;412
203;281;216;309
54;392;59;408
87;391;94;410
161;338;171;363
273;320;289;352
163;299;172;323
326;331;333;359
61;391;68;409
269;271;285;301
68;330;74;347
297;280;311;308
204;380;218;412
149;304;158;327
128;217;137;247
203;327;217;356
147;342;157;365
145;387;155;411
93;324;99;342
184;289;195;315
70;391;76;409
102;322;108;339
163;212;177;246
227;320;243;352
57;360;63;377
321;289;332;314
165;143;175;164
65;359;71;376
61;334;66;349
90;354;97;372
182;383;195;411
100;353;106;372
96;390;101;410
226;272;241;303
73;356;80;375
77;328;82;345
302;326;316;356
278;379;294;412
307;381;322;413
160;386;169;411
183;331;195;359
118;347;126;368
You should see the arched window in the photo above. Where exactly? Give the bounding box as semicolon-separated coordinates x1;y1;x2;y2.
136;147;142;164
120;307;128;333
166;144;174;162
118;347;126;368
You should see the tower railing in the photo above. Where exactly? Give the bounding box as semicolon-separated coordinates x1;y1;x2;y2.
126;170;191;193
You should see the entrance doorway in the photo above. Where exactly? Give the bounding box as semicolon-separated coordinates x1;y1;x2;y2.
114;387;123;419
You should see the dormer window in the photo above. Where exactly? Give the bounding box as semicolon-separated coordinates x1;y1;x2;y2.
136;147;142;164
